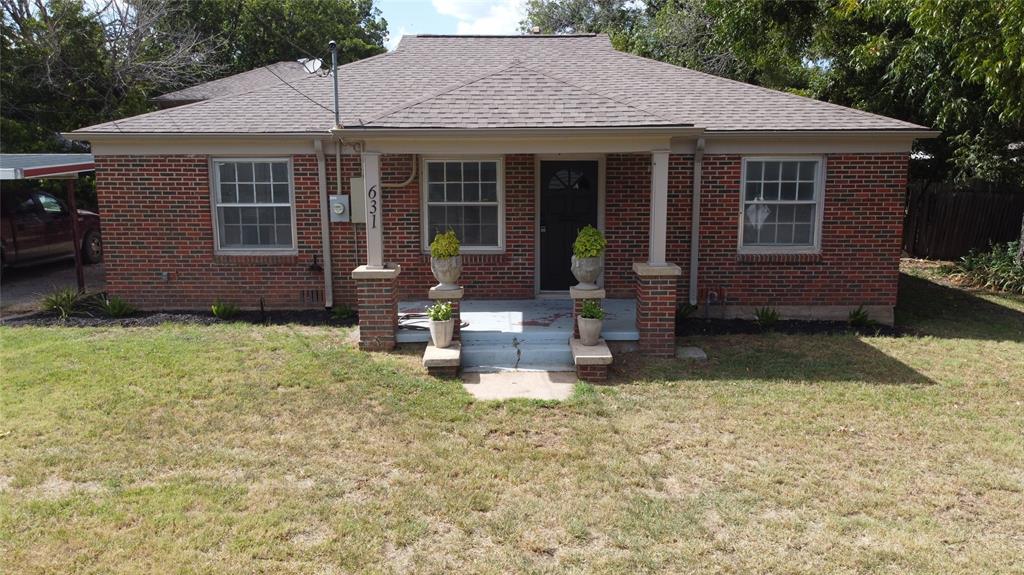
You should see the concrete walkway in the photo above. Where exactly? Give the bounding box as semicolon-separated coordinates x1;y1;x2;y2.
461;371;576;401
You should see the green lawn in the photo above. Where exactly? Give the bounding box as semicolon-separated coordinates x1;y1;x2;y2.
2;262;1022;574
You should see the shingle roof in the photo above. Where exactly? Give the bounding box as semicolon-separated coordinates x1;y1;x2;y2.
75;34;927;135
151;61;315;107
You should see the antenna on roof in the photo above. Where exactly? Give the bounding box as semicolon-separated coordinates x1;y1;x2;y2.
329;40;340;128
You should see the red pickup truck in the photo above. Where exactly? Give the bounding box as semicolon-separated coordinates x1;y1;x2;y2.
1;189;102;267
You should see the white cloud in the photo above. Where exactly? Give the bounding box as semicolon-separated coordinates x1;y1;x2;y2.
385;26;407;51
432;0;526;35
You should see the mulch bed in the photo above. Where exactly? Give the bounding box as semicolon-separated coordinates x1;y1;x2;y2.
677;318;901;337
2;309;357;328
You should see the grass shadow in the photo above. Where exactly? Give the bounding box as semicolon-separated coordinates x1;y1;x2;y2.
896;272;1024;342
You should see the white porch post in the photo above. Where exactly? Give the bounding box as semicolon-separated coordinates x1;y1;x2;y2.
648;150;670;265
361;151;384;268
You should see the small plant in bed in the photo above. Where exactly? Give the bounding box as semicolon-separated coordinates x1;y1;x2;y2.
942;241;1024;295
41;288;81;320
210;300;240;320
331;303;357;323
848;305;876;329
754;306;780;330
97;295;138;318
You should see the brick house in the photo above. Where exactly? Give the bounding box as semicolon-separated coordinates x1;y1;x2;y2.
70;34;935;365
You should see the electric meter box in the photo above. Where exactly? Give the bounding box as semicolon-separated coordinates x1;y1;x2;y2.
329;194;350;223
349;177;365;223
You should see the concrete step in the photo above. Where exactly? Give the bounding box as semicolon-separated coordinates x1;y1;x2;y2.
460;330;571;345
461;341;573;372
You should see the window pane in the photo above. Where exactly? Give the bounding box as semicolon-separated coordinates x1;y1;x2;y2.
759;224;776;243
222;207;240;224
746;161;763;181
237;184;255;203
463;224;481;245
463;182;480;202
276;224;292;245
273;184;290;203
777;223;794;244
480;161;496;182
764;161;780;180
777;204;794;223
795;204;814;224
799;161;816;180
798;182;815;201
258;225;275;245
254;162;271;182
220;183;237;203
481;206;498;226
236;162;254;182
240;207;258;225
445;162;462;182
762;182;779;201
428;183;445;202
219;163;236;183
742;223;758;245
745;182;761;201
275;207;290;225
480;182;497;202
445;182;462;202
445;206;464;228
780;182;796;201
255;183;272;203
257;206;275;225
464;162;479;182
271;162;287;182
793;224;812;244
241;225;259;245
781;161;798;180
428;206;445;232
428;162;444;183
482;225;498;245
224;225;241;246
463;206;480;225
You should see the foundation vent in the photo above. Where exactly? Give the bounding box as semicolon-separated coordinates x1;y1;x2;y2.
301;289;324;306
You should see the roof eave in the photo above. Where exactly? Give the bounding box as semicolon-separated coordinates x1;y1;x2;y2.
332;125;703;138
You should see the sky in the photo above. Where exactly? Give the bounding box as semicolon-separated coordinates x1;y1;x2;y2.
377;0;528;50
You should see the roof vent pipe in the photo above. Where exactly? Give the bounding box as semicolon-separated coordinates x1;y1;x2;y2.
329;40;340;128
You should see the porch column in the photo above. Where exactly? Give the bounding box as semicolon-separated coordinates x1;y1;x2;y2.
648;150;670;265
352;151;401;351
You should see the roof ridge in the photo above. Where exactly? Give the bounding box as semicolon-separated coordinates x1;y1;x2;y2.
357;60;524;126
514;61;677;124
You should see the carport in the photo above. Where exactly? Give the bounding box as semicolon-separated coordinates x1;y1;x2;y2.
0;153;96;292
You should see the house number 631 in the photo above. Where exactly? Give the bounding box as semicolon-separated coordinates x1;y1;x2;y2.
367;185;378;229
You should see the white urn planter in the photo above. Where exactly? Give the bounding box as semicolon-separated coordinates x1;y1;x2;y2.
429;318;455;348
431;255;462;290
571;255;603;290
578;317;603;346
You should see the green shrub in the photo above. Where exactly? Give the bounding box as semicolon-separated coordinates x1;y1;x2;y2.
848;305;875;328
430;230;460;259
676;303;697;319
573;225;606;258
579;299;605;320
943;241;1024;295
210;300;240;320
98;295;137;318
41;288;80;319
754;306;779;329
331;303;356;321
426;301;453;321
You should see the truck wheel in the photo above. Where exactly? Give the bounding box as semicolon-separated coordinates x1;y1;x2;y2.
82;230;103;263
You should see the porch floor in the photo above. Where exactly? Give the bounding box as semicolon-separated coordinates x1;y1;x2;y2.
396;298;639;344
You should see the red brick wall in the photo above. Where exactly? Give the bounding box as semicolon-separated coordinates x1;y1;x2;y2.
95;155;326;309
695;153;908;307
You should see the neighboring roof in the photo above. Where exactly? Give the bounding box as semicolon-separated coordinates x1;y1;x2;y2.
74;34;928;136
0;154;95;180
151;61;317;107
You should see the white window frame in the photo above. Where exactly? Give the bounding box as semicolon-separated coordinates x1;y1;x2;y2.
210;157;298;255
420;156;505;254
737;156;826;255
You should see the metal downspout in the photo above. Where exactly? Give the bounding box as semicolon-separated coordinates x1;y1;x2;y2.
689;137;705;306
315;139;334;308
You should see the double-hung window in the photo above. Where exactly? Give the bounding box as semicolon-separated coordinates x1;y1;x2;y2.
740;158;823;252
212;159;295;252
423;159;502;251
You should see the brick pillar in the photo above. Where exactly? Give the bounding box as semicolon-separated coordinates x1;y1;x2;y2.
352;265;402;351
633;262;681;357
428;286;464;341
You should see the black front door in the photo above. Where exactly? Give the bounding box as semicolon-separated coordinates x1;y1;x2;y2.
539;161;599;291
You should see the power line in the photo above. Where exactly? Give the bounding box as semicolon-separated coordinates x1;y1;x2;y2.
262;63;335;116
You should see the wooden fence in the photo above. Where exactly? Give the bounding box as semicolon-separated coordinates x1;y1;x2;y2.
902;180;1024;260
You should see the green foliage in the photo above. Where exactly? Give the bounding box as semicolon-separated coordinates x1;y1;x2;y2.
426;301;453;321
753;306;779;329
944;242;1024;295
573;225;606;258
430;230;460;259
97;295;138;318
41;288;81;319
331;303;356;321
211;300;240;320
579;299;605;320
676;303;697;319
848;306;875;329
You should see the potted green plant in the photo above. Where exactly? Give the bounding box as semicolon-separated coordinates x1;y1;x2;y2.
426;301;454;348
430;230;462;290
572;225;606;290
578;299;605;346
